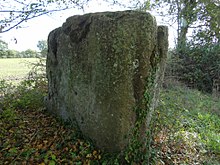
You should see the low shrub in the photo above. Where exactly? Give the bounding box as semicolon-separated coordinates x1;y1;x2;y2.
166;44;220;93
1;58;47;111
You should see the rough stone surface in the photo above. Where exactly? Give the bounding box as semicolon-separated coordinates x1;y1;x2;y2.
46;10;168;152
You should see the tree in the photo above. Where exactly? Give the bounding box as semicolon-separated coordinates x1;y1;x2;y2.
192;1;220;44
138;0;220;93
5;49;19;58
0;39;8;51
140;0;199;54
0;39;9;58
0;0;90;33
141;0;220;53
37;40;47;57
20;49;38;58
0;0;140;57
0;0;139;33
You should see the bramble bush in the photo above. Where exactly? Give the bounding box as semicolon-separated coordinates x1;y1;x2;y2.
167;43;220;93
0;58;47;111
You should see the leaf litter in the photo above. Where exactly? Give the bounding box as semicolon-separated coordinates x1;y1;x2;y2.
0;108;101;164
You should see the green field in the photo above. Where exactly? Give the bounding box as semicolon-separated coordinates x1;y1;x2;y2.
0;58;42;82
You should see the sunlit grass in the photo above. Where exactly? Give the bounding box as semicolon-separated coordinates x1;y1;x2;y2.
0;58;42;83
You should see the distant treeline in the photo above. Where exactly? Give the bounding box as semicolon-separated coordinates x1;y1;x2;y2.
0;49;46;58
0;39;47;58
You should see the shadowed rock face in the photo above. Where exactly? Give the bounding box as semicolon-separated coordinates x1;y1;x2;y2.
46;10;168;152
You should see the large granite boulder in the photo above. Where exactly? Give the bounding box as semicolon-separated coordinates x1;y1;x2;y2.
46;10;168;153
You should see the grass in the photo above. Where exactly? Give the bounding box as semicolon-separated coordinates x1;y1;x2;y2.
0;58;41;82
152;83;220;164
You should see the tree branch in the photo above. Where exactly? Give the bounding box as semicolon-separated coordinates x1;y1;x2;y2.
0;7;71;33
0;0;89;33
0;10;36;13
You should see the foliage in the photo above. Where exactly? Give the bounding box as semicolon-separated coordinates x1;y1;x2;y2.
0;80;13;97
1;80;46;112
28;57;46;82
0;48;39;58
0;57;47;111
19;49;39;58
193;1;220;43
37;40;48;58
157;1;220;93
142;0;220;54
0;39;47;58
0;48;20;58
168;44;220;93
0;80;15;113
0;39;8;51
22;49;38;58
141;0;199;52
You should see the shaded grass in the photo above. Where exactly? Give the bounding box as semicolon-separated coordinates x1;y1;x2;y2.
152;84;220;164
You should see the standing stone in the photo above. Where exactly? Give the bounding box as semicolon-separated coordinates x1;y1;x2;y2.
46;10;168;153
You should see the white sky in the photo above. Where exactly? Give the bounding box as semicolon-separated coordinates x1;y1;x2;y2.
0;0;176;51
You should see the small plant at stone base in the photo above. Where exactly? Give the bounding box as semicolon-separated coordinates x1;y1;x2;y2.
27;57;46;86
0;78;47;112
11;79;47;110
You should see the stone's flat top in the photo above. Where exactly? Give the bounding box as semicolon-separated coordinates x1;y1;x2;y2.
61;10;155;29
65;10;153;20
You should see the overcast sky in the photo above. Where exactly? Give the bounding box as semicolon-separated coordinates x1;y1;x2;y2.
0;0;176;51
